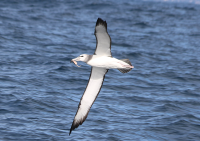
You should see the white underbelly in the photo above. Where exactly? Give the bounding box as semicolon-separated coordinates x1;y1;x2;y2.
87;56;128;69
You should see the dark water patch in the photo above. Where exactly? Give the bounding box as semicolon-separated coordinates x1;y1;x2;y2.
134;22;151;28
54;65;70;72
153;103;184;113
130;7;144;12
0;108;10;114
84;2;114;10
182;89;200;97
175;5;197;11
189;33;200;37
127;51;143;58
120;95;154;104
147;9;163;13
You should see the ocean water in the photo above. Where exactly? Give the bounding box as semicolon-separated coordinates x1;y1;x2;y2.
0;0;200;140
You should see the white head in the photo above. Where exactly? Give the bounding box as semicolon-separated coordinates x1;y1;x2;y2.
71;54;92;63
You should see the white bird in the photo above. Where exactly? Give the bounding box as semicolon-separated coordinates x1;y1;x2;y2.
69;18;133;135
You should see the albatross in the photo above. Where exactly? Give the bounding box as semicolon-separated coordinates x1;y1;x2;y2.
69;18;133;135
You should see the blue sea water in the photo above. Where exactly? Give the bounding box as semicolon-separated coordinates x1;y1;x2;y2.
0;0;200;140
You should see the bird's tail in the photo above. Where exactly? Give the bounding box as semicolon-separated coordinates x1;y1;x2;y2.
118;59;133;73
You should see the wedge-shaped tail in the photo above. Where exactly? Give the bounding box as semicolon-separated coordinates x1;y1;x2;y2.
118;59;133;73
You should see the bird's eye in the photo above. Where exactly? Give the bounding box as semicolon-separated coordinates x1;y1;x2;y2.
80;55;83;57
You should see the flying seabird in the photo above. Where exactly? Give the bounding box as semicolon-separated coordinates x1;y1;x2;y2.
69;18;133;135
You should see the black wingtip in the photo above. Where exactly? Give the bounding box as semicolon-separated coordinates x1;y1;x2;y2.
69;123;75;136
69;129;72;136
96;18;107;29
69;120;80;136
69;112;89;135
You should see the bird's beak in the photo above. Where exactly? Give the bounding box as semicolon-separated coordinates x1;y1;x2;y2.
71;56;80;62
71;57;81;67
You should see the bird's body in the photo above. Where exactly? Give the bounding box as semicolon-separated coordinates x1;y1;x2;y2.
87;55;133;69
69;18;134;135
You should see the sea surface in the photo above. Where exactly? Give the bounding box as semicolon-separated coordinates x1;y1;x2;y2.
0;0;200;140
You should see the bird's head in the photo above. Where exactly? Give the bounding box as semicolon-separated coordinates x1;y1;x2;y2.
71;54;90;67
71;54;89;62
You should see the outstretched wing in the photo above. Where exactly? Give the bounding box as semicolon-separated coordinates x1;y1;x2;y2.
69;67;108;135
94;18;111;56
